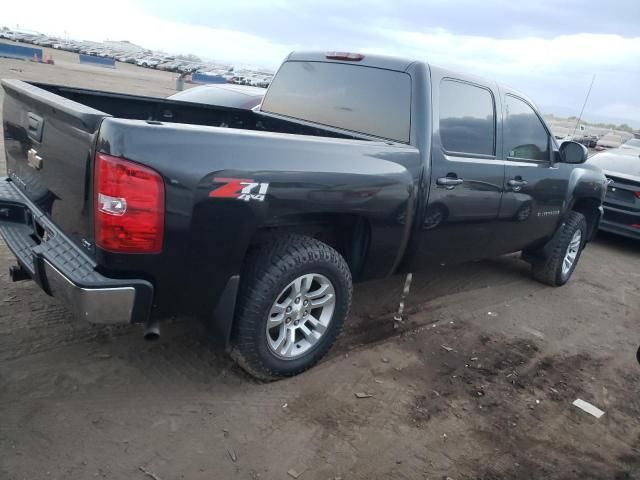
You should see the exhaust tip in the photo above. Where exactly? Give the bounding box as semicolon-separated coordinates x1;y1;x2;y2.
143;323;160;342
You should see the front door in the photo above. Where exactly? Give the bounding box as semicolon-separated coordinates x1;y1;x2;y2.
492;93;568;255
412;76;505;270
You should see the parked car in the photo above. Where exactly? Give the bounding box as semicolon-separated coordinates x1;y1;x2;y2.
15;34;39;43
136;56;164;68
156;61;176;71
573;134;599;148
168;83;265;109
117;54;142;64
618;138;640;152
597;133;625;149
175;63;200;74
588;144;640;239
0;30;16;40
33;37;57;47
157;61;187;72
0;51;606;380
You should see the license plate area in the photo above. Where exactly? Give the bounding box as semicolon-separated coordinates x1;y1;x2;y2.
0;202;28;223
26;211;53;245
608;187;634;203
0;202;53;245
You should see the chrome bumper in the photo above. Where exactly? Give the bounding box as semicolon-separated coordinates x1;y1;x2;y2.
43;259;138;324
0;177;153;324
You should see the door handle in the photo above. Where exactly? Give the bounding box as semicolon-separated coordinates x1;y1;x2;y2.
437;177;464;189
507;179;528;191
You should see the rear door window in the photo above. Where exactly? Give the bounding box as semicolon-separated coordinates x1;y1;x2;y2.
439;79;496;156
261;61;411;143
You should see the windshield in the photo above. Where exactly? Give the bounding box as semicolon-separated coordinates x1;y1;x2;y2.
623;138;640;147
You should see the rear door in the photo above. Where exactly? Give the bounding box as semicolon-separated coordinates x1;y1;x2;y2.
412;73;504;269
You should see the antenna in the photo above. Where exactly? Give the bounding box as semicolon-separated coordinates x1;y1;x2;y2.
572;74;596;136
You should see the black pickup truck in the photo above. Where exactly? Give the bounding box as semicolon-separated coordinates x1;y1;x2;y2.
0;52;607;379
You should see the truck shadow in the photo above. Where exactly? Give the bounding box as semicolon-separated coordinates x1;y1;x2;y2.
0;252;545;384
336;253;535;353
103;253;539;382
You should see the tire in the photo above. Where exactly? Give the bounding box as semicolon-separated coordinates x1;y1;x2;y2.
230;235;352;380
531;211;587;286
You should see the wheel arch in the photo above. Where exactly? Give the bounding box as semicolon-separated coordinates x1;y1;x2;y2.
569;196;602;242
205;213;371;351
246;212;371;282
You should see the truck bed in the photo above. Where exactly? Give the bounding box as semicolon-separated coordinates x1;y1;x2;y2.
1;79;368;256
1;79;420;323
34;82;360;140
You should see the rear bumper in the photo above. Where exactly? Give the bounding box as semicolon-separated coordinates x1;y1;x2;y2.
599;219;640;240
0;177;153;324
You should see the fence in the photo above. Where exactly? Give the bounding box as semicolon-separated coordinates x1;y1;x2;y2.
0;43;43;61
78;54;116;68
190;73;226;84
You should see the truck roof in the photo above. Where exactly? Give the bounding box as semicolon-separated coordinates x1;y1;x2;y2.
285;51;538;110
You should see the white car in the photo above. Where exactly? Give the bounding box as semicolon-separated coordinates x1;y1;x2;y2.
136;57;164;68
618;138;640;152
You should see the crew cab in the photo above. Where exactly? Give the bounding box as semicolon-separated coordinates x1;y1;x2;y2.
0;52;607;379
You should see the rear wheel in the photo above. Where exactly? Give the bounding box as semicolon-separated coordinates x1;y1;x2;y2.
531;211;587;286
231;235;352;380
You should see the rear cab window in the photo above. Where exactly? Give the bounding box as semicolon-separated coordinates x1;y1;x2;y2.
261;61;412;143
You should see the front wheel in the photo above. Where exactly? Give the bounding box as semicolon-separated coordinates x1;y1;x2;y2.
531;211;587;286
230;235;352;380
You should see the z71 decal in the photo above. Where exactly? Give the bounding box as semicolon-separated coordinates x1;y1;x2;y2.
209;178;270;202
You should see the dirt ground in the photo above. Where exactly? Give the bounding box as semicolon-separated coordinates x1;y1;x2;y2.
1;44;640;480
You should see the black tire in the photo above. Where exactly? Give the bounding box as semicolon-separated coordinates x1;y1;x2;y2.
531;211;587;286
230;235;352;380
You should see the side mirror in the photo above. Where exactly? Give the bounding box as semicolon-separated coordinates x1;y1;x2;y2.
559;141;588;164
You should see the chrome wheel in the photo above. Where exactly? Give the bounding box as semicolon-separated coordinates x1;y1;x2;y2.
266;273;336;359
562;230;582;276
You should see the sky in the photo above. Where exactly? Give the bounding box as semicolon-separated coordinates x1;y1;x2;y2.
3;0;640;127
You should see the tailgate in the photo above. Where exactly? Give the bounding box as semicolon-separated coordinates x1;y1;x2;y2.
2;79;109;250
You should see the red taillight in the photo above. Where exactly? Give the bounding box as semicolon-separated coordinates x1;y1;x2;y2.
94;153;164;253
634;191;640;199
325;52;364;61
